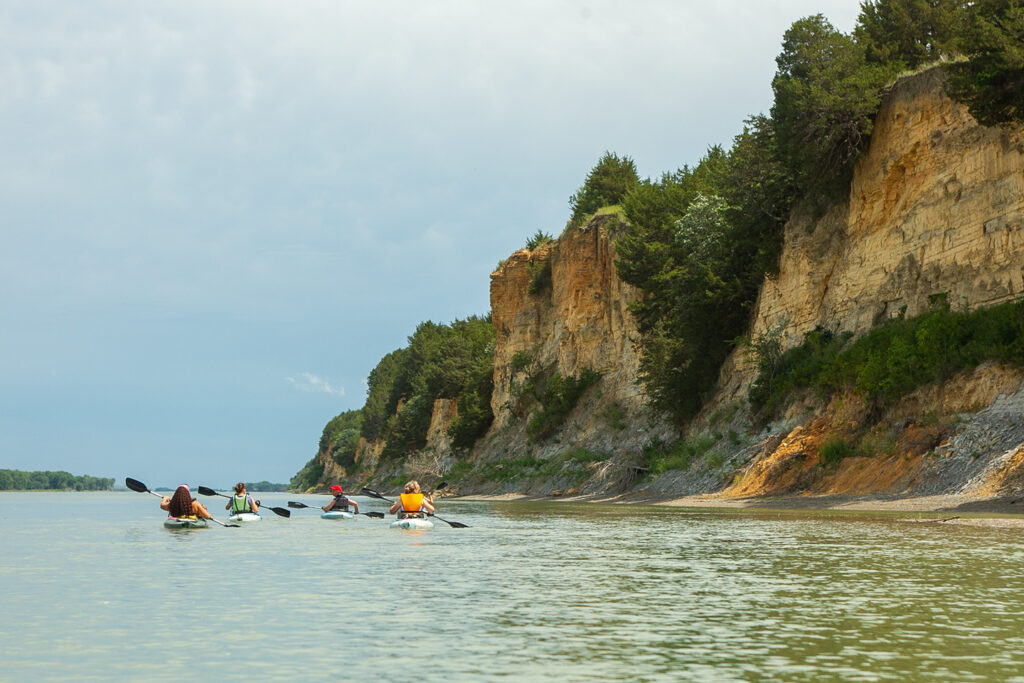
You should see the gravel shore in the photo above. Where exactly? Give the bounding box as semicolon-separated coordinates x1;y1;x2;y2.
456;491;1024;528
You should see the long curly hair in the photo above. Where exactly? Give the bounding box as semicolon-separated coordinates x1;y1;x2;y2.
168;485;193;517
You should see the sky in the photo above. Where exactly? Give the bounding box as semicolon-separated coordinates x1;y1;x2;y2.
0;1;862;489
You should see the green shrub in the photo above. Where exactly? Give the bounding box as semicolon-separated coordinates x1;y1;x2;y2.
569;151;639;224
526;230;554;251
526;369;601;440
510;350;534;373
819;436;853;465
704;450;726;469
642;436;716;475
751;298;1024;419
527;259;553;296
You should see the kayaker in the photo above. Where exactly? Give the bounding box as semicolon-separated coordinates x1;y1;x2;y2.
322;484;359;514
226;482;259;515
389;480;435;519
160;484;212;519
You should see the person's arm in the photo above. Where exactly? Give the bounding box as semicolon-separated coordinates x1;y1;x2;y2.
348;498;358;513
225;500;231;510
388;500;400;514
250;496;259;513
193;500;212;519
323;499;334;512
160;497;171;511
423;499;436;514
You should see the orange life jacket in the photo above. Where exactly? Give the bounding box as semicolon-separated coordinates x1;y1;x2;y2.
399;492;424;512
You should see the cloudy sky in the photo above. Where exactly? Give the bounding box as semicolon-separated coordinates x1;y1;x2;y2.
1;1;861;488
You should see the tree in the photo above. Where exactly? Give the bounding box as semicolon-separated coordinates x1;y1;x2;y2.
568;151;639;223
946;0;1024;126
772;15;896;200
855;0;966;69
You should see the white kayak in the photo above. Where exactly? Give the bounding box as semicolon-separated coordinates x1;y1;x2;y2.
321;510;355;520
163;516;209;529
390;517;434;531
227;512;262;523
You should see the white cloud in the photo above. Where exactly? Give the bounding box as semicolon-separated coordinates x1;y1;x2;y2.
286;372;345;397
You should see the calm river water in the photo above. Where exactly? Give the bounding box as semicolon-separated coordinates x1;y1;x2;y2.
3;491;1024;681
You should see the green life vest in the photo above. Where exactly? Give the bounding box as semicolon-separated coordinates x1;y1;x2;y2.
231;494;253;513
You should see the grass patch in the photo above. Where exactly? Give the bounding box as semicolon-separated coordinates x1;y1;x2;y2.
642;436;716;475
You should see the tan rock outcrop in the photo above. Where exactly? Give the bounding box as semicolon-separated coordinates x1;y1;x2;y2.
751;68;1024;362
488;214;646;433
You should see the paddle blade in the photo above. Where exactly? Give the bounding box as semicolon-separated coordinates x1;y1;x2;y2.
197;486;219;497
446;520;469;528
125;477;149;493
287;501;310;509
360;487;390;501
267;507;291;518
364;511;385;519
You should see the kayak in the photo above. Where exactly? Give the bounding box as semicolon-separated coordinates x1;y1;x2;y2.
227;512;262;523
321;510;355;520
390;517;434;531
163;516;209;529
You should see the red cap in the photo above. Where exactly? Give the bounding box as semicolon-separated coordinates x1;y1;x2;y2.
330;485;343;493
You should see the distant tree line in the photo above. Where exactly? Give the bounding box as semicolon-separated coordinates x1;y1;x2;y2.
0;469;114;491
245;481;289;492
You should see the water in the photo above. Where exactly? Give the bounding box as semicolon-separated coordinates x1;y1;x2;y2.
3;492;1024;681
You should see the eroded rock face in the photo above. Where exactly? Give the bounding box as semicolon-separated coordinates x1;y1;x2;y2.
712;67;1024;412
488;214;646;433
752;68;1024;358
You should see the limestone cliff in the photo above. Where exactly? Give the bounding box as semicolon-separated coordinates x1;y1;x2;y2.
702;67;1024;501
477;212;672;489
719;69;1024;404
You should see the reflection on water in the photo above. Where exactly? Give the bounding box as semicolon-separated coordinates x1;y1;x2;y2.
2;492;1024;681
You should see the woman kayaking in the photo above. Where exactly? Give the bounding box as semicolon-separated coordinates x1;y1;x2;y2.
389;480;435;519
160;484;212;520
322;484;359;514
225;482;259;515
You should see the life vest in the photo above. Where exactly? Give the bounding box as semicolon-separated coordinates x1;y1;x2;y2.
230;494;253;513
329;495;349;511
399;493;425;518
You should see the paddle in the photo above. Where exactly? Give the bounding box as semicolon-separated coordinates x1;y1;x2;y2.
360;485;469;528
286;501;385;518
125;477;239;527
197;486;291;518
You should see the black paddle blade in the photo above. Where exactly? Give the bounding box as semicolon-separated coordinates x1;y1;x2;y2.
361;487;390;501
363;511;385;519
267;507;291;518
125;477;149;493
287;501;310;509
197;486;220;497
432;515;469;528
